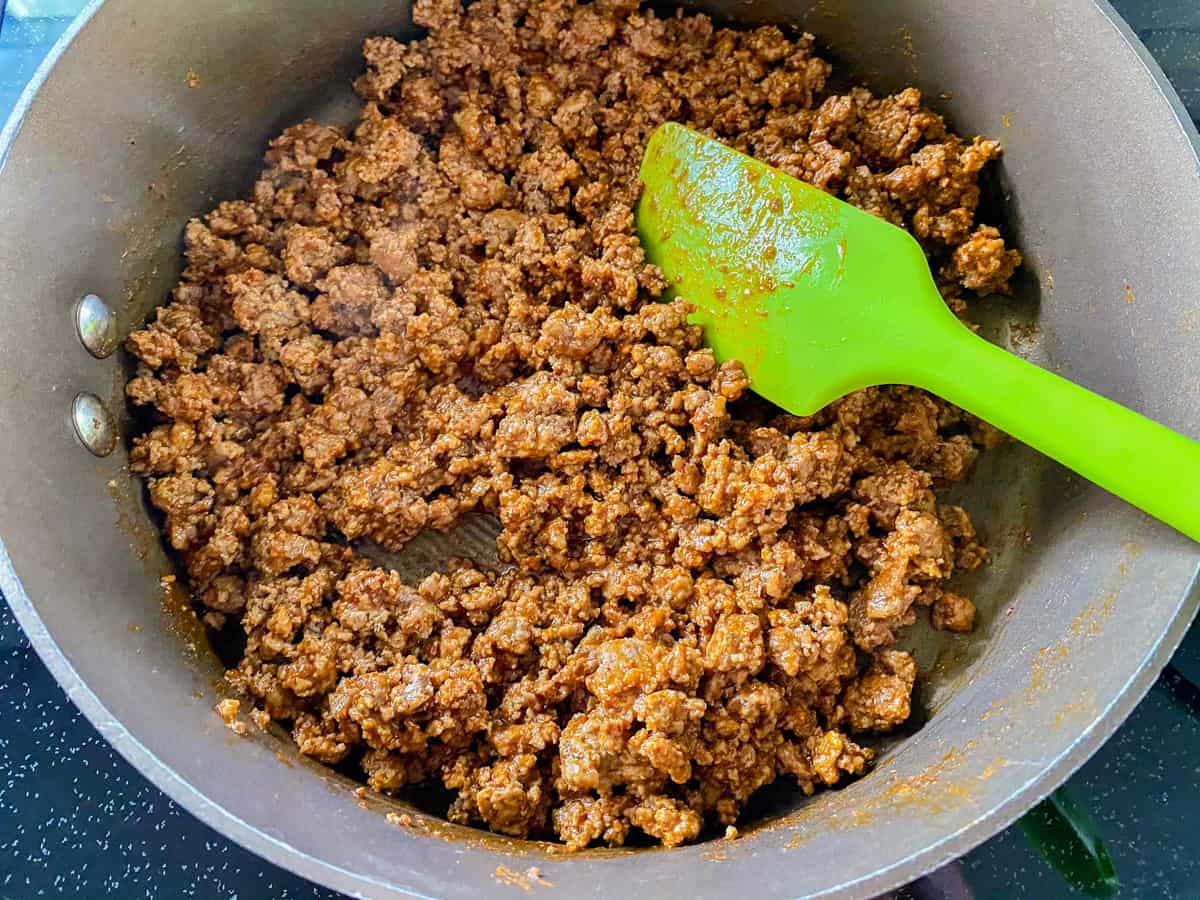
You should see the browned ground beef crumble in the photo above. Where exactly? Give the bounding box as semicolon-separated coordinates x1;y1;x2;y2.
125;0;1020;849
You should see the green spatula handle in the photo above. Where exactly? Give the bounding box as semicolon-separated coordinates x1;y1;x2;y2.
903;320;1200;542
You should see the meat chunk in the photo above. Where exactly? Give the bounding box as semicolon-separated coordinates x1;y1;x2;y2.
284;225;351;287
495;373;578;459
311;265;389;336
949;224;1022;295
705;614;765;675
842;650;917;732
227;269;310;338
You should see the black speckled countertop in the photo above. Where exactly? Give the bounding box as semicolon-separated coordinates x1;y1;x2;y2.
3;2;1200;898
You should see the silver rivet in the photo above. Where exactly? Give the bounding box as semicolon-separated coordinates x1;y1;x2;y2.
74;293;118;358
71;392;118;457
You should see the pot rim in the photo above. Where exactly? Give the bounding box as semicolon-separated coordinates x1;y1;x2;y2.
2;1;1198;897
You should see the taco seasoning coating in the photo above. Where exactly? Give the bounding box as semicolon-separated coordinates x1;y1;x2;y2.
125;0;1019;849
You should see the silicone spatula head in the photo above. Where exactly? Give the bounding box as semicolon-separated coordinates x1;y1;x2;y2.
635;122;963;415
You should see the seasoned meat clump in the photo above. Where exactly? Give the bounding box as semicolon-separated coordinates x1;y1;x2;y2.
127;0;1017;849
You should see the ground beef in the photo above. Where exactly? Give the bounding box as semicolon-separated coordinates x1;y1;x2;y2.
126;0;1019;850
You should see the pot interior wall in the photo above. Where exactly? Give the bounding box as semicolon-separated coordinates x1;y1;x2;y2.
0;1;1198;898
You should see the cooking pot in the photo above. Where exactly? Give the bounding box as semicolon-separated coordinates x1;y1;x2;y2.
2;0;1198;897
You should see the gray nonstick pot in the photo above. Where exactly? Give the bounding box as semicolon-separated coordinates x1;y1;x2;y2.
1;1;1198;897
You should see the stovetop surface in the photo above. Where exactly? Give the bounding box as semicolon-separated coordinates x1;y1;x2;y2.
2;2;1200;897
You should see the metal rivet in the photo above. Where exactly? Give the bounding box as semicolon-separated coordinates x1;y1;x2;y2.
74;293;118;358
71;392;118;457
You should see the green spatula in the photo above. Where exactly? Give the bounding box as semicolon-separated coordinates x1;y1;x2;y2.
636;122;1200;542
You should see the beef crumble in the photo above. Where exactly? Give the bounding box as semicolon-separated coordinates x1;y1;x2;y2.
126;0;1019;849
